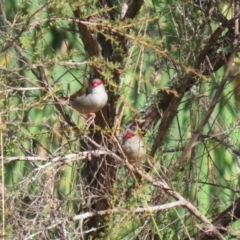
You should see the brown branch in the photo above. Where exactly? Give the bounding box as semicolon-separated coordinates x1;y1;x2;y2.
211;198;240;232
174;49;237;169
172;1;240;170
73;8;101;59
146;15;240;156
121;0;144;20
4;131;235;240
190;198;240;240
130;166;225;240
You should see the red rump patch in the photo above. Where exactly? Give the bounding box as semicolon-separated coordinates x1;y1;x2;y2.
91;79;103;87
125;132;135;138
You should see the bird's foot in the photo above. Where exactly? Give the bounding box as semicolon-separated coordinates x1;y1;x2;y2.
85;113;96;128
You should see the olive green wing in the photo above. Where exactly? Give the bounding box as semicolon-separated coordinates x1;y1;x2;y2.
70;82;89;98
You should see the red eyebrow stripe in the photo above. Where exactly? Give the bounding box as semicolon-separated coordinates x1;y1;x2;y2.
125;132;135;138
92;79;103;87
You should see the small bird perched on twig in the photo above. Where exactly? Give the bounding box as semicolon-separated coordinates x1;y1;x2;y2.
62;78;108;123
122;130;146;165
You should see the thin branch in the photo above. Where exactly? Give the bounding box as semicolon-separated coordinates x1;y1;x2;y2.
129;165;225;240
171;0;240;171
3;143;226;239
174;50;239;171
201;134;240;157
4;150;120;164
190;198;240;240
73;201;184;221
25;219;63;240
0;2;51;54
149;21;234;157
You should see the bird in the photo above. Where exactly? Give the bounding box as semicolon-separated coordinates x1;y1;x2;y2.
62;78;108;120
122;130;146;165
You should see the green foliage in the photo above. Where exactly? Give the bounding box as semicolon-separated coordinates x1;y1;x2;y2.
0;0;239;239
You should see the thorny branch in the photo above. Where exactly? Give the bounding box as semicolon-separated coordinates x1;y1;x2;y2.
3;145;227;239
